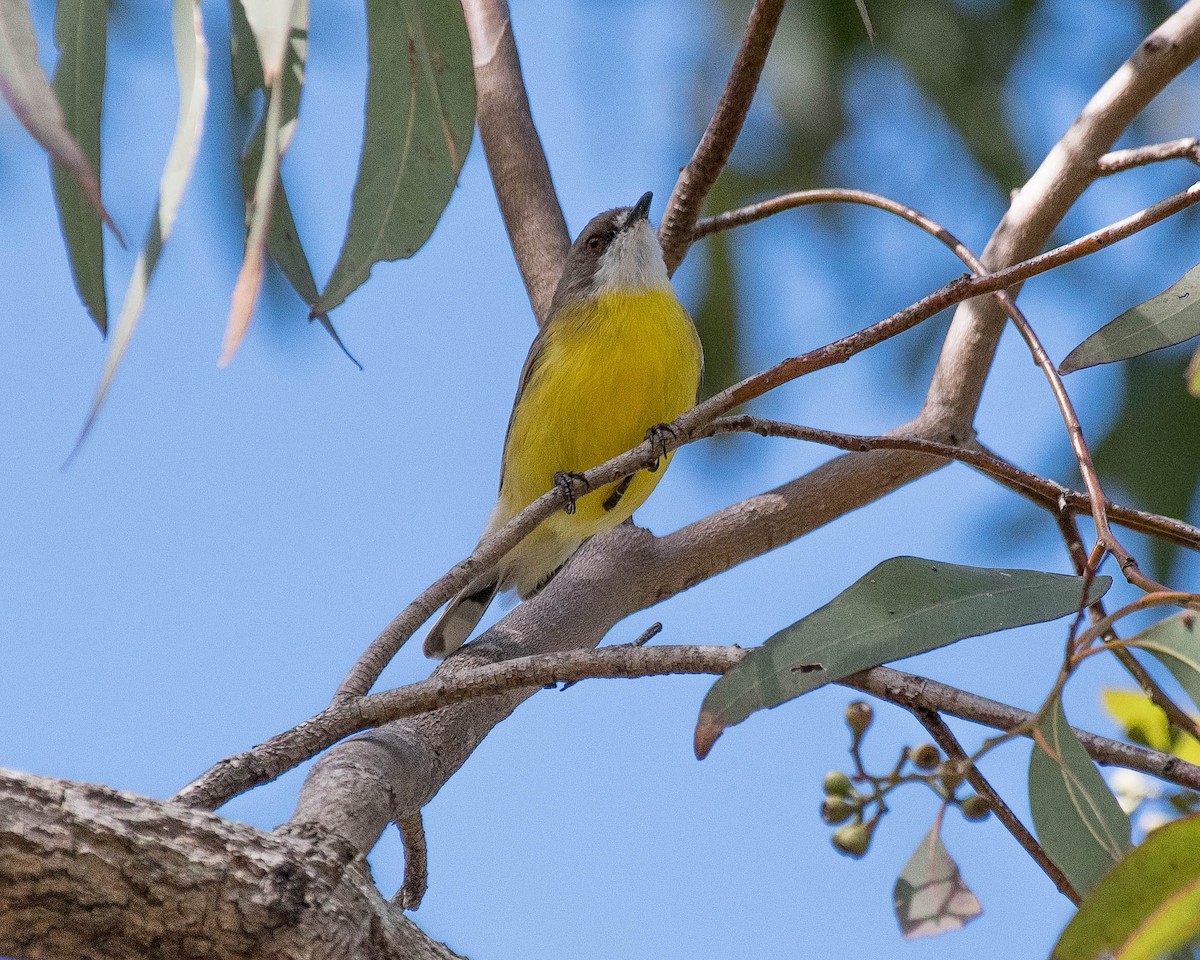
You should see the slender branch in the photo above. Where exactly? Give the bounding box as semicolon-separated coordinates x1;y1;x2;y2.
1097;137;1200;175
913;708;1080;904
705;416;1200;551
658;0;786;272
462;0;569;324
694;186;1135;582
178;644;1200;811
1054;513;1200;744
923;0;1200;423
333;180;1200;703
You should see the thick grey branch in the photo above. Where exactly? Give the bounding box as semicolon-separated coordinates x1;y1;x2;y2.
463;0;569;324
0;768;460;960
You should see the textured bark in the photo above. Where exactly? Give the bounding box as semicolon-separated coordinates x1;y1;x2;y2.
0;769;461;960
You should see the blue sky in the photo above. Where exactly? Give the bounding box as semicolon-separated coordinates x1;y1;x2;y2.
3;0;1199;956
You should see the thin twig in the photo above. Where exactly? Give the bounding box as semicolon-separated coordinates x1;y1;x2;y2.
1054;513;1200;744
696;186;1133;581
658;0;786;272
1097;137;1200;175
333;180;1200;703
176;648;1200;810
913;708;1080;904
705;416;1200;551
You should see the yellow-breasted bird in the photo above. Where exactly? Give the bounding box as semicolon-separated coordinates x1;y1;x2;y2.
424;192;703;658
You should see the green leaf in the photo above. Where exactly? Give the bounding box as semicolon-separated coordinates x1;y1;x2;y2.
0;0;117;238
893;820;982;939
1127;612;1200;716
237;0;292;87
228;0;264;96
70;0;208;458
1094;354;1200;581
694;558;1110;758
314;0;475;314
1030;698;1132;898
220;0;304;367
51;0;108;333
1061;264;1200;374
1053;812;1200;960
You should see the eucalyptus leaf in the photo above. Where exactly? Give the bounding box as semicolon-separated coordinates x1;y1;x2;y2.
0;0;117;237
1030;698;1132;898
1053;812;1200;960
51;0;108;332
315;0;475;314
221;0;304;367
1061;264;1200;374
1126;612;1200;716
71;0;208;457
893;821;981;939
694;558;1110;758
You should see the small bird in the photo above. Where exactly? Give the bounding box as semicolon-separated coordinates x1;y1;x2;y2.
424;192;703;658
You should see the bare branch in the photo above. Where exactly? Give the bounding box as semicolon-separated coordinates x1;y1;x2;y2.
658;0;785;272
705;416;1200;551
913;708;1080;904
180;640;1200;812
0;769;458;960
1098;137;1200;175
923;0;1200;424
333;178;1200;703
463;0;569;324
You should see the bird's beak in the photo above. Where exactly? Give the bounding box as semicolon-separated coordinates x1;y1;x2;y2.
629;191;653;224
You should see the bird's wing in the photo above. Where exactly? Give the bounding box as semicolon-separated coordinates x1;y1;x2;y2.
497;326;550;495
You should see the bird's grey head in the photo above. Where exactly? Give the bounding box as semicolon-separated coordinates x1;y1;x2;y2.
549;192;669;315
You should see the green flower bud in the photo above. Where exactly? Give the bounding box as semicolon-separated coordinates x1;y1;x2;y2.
831;823;871;858
909;743;940;770
961;794;991;821
823;770;854;797
821;795;855;825
845;701;874;737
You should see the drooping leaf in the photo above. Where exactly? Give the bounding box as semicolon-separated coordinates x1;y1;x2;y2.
232;0;359;368
1126;612;1200;716
228;0;264;96
220;0;303;367
51;0;108;332
70;0;208;457
1030;698;1132;898
694;558;1110;758
238;0;292;86
1061;264;1200;374
1093;354;1200;581
0;0;117;238
314;0;475;314
893;820;982;939
1053;812;1200;960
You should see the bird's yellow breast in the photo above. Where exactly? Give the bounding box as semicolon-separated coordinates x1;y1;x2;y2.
497;286;702;583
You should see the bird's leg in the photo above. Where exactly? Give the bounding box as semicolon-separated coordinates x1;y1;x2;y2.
553;471;590;515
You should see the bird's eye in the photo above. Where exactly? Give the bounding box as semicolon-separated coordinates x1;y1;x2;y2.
586;236;603;252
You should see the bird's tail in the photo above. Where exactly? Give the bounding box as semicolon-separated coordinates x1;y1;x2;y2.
424;575;501;658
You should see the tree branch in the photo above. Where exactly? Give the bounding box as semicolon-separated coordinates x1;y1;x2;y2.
462;0;569;324
0;768;460;960
912;708;1081;905
333;179;1200;702
1097;137;1200;175
658;0;785;272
